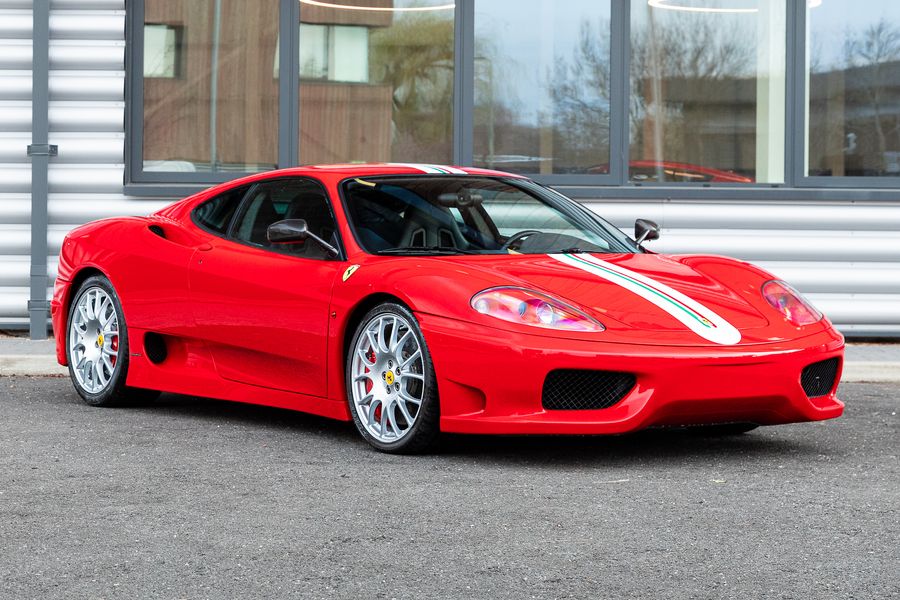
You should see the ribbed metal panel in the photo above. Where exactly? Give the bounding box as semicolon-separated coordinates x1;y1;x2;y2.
0;1;165;326
584;199;900;336
0;3;31;324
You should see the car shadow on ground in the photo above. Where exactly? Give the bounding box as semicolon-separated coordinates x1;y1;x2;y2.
120;392;826;467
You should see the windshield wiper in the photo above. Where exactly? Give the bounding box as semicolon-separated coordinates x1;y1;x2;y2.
377;246;480;255
556;247;589;254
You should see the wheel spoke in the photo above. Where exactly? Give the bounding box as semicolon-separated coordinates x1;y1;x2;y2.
392;330;411;353
102;354;114;374
357;392;374;406
367;399;381;428
388;316;399;352
402;371;424;381
377;317;390;353
395;397;414;424
399;391;421;406
379;400;389;436
400;349;421;369
356;346;374;365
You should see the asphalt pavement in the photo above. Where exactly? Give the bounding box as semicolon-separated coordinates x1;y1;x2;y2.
0;377;897;599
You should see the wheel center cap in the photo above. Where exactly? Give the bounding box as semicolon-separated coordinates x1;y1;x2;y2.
385;370;395;386
97;333;104;347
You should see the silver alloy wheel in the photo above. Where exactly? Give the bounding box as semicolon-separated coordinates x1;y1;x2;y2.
351;313;426;443
69;286;120;394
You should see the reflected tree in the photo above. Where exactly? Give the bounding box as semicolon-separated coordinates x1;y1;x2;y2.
370;14;454;162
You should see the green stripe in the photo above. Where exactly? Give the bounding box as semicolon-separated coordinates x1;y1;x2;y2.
564;254;714;329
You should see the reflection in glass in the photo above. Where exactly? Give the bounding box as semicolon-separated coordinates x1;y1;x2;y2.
143;0;280;173
299;0;454;165
808;0;900;177
473;0;612;175
630;0;785;184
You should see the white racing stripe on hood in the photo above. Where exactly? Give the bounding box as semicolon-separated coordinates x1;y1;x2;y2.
550;253;742;345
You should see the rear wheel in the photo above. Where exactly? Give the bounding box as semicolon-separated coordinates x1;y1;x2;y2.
66;275;158;406
346;303;439;454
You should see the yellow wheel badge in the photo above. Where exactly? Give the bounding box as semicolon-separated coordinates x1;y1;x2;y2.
97;333;105;347
385;371;395;386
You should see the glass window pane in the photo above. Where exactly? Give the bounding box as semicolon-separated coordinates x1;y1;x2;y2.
630;0;786;184
142;0;279;174
807;0;900;177
144;24;178;78
299;23;329;79
473;0;612;175
298;0;454;165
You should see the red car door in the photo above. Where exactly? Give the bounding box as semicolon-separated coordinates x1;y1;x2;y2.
188;177;345;397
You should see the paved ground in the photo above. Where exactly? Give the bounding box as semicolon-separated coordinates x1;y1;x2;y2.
0;378;897;600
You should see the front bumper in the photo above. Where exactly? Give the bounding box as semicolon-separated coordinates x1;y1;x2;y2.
418;313;844;435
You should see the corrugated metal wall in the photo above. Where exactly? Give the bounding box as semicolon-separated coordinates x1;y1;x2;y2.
0;0;33;326
1;2;898;336
0;0;171;327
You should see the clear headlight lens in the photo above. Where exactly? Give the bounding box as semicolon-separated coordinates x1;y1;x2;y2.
471;287;605;332
762;280;823;326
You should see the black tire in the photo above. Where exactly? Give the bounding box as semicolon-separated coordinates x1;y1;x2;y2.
346;302;439;454
65;275;159;407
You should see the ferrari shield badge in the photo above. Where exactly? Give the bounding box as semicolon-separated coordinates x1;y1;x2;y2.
342;264;360;282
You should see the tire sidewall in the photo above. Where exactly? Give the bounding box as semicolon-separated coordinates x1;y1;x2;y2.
346;303;439;453
66;275;131;406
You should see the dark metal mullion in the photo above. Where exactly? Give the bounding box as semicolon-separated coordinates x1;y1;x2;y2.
29;0;51;339
278;0;300;167
125;1;145;187
609;0;630;186
787;0;805;188
453;0;474;167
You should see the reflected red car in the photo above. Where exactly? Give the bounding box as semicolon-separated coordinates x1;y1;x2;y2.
52;164;842;453
590;160;754;183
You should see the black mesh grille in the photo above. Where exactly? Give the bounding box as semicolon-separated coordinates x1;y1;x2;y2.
542;370;636;411
801;358;840;398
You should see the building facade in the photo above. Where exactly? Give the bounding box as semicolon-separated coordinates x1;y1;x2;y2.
4;0;900;337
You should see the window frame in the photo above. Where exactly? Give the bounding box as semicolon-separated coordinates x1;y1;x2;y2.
125;0;300;193
125;0;900;199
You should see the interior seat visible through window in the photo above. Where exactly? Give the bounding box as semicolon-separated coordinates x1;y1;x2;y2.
231;178;339;259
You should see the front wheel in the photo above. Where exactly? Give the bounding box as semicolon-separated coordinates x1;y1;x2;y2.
346;303;439;454
66;275;158;406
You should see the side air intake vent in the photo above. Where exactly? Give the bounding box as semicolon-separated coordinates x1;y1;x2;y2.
801;357;839;398
148;224;166;239
542;369;636;411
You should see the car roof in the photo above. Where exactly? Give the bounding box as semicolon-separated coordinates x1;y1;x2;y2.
259;163;525;179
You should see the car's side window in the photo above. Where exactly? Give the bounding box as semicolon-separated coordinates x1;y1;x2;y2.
231;178;340;260
192;185;249;235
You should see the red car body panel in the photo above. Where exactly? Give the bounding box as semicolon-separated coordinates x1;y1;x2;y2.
51;164;844;434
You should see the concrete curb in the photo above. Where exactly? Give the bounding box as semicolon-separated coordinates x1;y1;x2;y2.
840;362;900;384
1;354;899;383
0;355;68;377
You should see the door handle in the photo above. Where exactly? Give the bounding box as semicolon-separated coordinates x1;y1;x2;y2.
196;243;213;251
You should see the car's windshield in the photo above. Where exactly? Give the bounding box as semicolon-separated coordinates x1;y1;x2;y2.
341;176;637;256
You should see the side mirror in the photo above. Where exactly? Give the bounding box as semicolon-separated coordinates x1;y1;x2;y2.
267;219;339;257
634;219;660;245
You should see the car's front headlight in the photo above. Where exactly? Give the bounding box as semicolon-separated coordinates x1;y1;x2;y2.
761;280;823;326
470;287;605;332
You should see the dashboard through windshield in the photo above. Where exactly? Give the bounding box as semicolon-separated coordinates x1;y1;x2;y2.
341;176;637;256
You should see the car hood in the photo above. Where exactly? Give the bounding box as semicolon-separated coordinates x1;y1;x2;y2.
438;252;797;347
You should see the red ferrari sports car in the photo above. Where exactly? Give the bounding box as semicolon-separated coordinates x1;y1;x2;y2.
52;164;844;453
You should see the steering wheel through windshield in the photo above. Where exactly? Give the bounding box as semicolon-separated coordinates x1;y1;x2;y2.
500;230;542;252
